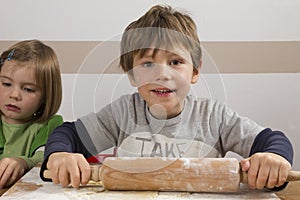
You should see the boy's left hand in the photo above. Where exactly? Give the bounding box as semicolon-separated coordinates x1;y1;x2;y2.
240;152;291;189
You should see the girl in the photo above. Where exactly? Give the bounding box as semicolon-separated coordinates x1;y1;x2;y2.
0;40;63;188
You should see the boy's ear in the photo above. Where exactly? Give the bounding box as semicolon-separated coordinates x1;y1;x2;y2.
191;59;202;84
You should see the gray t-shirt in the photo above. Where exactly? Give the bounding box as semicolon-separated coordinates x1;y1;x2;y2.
77;93;264;158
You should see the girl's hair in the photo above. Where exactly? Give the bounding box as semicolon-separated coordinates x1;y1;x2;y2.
0;39;62;123
120;5;202;73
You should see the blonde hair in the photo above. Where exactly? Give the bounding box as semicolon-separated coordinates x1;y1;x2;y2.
0;39;62;123
120;5;202;73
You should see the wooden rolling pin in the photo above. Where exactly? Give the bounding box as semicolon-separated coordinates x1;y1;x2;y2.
44;157;300;193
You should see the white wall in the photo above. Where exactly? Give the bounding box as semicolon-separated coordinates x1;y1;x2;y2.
0;0;299;41
1;0;299;169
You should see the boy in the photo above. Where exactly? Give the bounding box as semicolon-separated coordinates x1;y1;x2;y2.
40;5;293;191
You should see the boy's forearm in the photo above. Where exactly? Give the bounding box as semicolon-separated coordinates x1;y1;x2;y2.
250;128;293;191
40;121;91;181
250;128;293;165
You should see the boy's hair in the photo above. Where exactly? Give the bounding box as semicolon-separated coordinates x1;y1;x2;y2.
120;5;202;73
0;39;62;123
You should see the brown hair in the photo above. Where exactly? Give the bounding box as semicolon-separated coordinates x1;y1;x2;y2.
0;39;62;123
120;5;202;73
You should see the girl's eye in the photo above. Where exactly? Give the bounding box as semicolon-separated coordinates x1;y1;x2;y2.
23;87;35;93
142;62;155;68
1;82;11;87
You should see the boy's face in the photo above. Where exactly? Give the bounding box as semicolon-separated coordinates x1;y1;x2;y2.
0;60;43;124
130;48;199;119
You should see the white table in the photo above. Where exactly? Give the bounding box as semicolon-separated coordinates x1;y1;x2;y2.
1;167;281;199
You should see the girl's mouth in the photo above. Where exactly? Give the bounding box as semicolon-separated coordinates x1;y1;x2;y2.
5;104;21;112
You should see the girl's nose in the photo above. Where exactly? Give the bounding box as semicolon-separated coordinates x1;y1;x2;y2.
9;88;22;100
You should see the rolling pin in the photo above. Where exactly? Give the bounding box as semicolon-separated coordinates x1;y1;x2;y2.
44;157;300;193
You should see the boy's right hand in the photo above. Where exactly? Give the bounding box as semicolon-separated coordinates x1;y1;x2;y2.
47;152;90;188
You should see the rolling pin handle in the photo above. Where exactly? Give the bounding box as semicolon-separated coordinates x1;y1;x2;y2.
240;170;248;184
240;169;300;184
90;164;102;182
43;169;52;179
287;171;300;182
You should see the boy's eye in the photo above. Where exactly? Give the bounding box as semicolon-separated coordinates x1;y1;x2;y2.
170;60;182;66
142;62;155;68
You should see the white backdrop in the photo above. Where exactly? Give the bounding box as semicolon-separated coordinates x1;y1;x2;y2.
0;0;299;41
0;0;299;169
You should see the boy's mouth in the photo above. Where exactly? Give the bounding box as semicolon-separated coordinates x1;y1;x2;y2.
151;89;175;95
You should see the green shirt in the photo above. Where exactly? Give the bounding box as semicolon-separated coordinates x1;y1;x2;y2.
0;115;63;169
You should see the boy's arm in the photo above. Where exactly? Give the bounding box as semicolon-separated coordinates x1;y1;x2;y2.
247;128;293;191
40;122;91;181
250;128;293;165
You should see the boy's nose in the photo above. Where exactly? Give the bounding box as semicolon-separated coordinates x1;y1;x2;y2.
155;65;172;81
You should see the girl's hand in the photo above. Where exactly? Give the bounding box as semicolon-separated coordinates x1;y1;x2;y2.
47;152;90;188
0;157;28;189
240;152;291;189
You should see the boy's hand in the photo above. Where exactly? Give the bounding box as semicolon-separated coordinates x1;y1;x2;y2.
47;152;90;188
0;157;28;189
240;152;291;189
